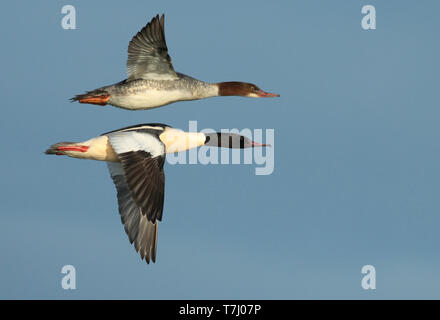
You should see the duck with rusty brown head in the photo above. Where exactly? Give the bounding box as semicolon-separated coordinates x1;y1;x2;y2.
71;14;279;110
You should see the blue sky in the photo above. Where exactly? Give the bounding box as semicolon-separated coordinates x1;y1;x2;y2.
1;0;440;299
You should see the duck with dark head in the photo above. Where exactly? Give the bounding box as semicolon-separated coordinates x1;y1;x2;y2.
45;123;270;263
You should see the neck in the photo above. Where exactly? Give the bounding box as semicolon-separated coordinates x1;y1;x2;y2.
216;82;248;96
160;128;207;153
190;81;220;99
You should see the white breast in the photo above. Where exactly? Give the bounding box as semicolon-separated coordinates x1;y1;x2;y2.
159;128;207;153
110;89;194;110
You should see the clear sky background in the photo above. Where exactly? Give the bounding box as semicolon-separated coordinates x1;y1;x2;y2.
1;0;439;299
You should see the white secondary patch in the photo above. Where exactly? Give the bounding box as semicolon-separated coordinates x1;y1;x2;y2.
107;131;165;158
111;90;194;110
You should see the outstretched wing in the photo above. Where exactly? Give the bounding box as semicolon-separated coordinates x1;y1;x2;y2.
107;131;166;263
127;14;178;81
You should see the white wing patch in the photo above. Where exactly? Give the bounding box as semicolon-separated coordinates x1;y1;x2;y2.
107;131;165;157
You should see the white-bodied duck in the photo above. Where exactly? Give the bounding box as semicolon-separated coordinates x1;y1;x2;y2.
46;123;268;263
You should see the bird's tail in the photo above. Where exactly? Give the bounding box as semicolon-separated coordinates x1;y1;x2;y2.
70;89;110;106
45;142;89;156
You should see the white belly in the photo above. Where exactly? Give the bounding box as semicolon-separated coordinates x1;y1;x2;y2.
109;90;194;110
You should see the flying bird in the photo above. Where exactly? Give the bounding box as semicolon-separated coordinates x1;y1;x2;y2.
45;123;269;263
71;14;279;110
